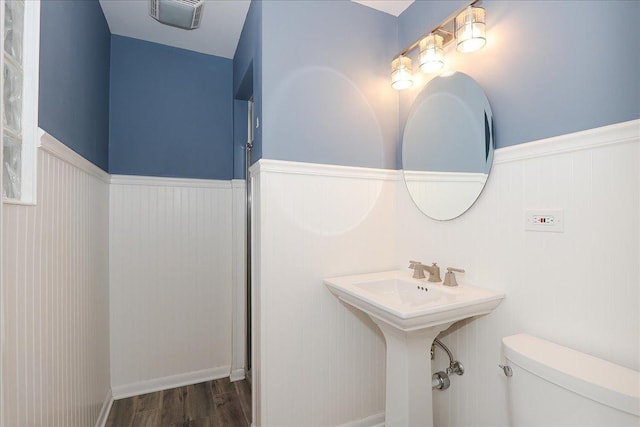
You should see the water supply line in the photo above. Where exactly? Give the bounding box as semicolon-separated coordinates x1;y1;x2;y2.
431;338;465;390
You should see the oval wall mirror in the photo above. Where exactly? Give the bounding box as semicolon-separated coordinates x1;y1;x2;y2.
402;72;494;220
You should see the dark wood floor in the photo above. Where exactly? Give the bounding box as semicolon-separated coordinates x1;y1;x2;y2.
106;378;251;427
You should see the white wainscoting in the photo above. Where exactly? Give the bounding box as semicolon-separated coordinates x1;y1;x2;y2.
231;180;247;382
2;131;111;426
109;175;235;398
6;120;635;426
396;119;640;427
250;120;638;426
250;160;398;426
250;169;263;426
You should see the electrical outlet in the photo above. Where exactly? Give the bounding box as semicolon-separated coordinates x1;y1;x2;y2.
525;209;564;233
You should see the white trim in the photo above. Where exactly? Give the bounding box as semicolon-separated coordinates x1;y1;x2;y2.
494;119;640;164
229;368;246;382
19;0;40;204
250;171;261;426
231;180;247;385
111;366;231;399
231;178;246;188
252;159;401;181
1;198;36;207
337;412;385;427
110;174;232;189
2;0;41;204
39;130;237;190
38;129;111;184
0;0;4;417
95;389;114;427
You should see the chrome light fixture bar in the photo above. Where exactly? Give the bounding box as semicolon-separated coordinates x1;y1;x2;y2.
390;0;486;90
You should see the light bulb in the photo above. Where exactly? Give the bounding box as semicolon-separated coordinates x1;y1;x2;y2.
419;34;445;74
391;55;414;90
455;6;486;53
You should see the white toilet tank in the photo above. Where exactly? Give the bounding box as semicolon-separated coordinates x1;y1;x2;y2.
502;334;640;427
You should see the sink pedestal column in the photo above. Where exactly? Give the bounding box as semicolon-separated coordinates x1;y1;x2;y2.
372;320;455;427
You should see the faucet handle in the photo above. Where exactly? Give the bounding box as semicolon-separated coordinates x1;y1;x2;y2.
409;260;423;269
408;260;426;279
443;267;465;287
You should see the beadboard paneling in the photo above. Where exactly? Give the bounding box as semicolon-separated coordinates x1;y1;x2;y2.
250;120;638;426
396;120;640;427
231;180;247;381
2;132;111;426
250;160;398;426
109;176;234;396
250;169;263;425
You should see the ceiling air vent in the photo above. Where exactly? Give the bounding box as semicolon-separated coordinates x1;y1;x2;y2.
149;0;205;30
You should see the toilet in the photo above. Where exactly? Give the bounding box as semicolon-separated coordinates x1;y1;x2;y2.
502;334;640;426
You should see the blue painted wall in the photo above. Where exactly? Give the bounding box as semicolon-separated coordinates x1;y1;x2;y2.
39;1;637;175
398;0;640;150
233;0;262;177
261;0;399;169
233;100;248;179
109;35;233;179
39;0;111;171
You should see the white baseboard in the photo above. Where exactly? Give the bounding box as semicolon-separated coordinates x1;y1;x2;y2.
111;366;231;399
95;389;114;427
229;368;246;382
337;412;385;427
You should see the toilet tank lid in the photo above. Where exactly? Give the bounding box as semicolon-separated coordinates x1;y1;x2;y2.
502;334;640;417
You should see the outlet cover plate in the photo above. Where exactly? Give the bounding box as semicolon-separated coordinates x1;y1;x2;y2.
525;209;564;233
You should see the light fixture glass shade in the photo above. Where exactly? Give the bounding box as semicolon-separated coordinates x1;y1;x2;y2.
391;55;414;90
455;6;486;53
418;34;444;74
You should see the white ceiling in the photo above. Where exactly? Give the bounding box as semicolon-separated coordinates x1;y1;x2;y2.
99;0;251;59
351;0;414;17
98;0;413;59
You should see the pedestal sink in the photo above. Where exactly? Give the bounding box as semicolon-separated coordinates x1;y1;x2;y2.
324;270;505;427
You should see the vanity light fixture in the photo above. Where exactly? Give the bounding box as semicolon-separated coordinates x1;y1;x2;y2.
455;6;486;53
390;0;487;90
391;55;414;90
419;33;445;74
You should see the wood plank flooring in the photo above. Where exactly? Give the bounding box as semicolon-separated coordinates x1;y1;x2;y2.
106;378;251;427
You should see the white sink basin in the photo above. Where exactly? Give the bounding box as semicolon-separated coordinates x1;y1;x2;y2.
325;270;505;332
324;270;505;427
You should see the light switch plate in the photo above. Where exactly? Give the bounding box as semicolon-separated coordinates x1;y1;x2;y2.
525;209;564;233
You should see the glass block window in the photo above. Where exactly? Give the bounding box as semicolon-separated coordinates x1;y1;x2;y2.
2;0;38;203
